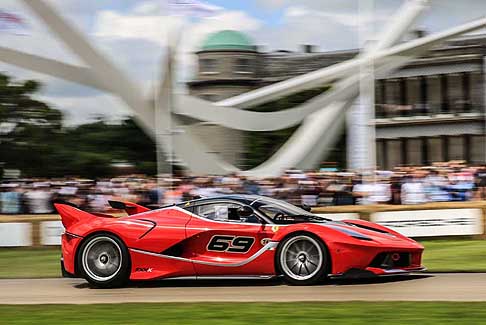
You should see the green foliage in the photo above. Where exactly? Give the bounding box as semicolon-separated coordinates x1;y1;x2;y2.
0;73;156;178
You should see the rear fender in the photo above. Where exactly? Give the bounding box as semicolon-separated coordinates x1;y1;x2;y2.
54;203;155;245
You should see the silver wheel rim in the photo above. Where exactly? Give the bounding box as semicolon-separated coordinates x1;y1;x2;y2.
280;235;323;281
82;236;122;282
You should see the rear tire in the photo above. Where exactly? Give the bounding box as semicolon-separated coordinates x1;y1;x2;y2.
77;233;130;288
276;233;329;285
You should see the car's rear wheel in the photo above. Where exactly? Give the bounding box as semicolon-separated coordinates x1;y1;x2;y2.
276;234;329;285
78;233;130;288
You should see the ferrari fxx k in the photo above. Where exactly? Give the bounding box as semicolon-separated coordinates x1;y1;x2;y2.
55;195;424;288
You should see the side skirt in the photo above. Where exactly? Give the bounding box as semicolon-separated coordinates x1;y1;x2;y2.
160;275;277;281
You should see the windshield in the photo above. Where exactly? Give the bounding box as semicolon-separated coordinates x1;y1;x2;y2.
250;197;324;223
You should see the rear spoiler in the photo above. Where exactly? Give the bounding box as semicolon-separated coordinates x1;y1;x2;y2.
54;202;100;229
108;200;150;215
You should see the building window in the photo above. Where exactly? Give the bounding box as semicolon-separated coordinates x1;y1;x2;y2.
470;135;485;165
448;136;464;161
462;72;472;112
407;138;422;166
406;77;420;115
384;79;401;117
471;71;483;111
447;73;463;114
428;137;443;163
386;140;402;169
375;80;386;118
200;58;217;73
376;140;385;169
419;76;428;114
440;74;449;113
427;75;441;114
235;58;253;73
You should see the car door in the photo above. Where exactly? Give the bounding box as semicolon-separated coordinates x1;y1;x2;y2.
185;200;276;276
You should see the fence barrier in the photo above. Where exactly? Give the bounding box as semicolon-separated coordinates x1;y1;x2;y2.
0;201;485;247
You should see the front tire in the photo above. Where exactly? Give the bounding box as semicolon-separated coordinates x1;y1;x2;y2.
77;233;130;288
276;233;329;285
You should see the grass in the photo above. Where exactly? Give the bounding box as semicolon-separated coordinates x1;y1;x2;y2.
0;239;485;279
0;302;486;324
0;247;60;278
421;239;486;272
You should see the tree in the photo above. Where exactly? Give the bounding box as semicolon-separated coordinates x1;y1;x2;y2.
0;73;63;176
0;72;156;178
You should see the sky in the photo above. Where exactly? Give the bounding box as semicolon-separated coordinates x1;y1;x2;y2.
0;0;485;125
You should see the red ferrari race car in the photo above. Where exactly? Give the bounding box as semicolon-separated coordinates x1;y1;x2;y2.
55;195;425;288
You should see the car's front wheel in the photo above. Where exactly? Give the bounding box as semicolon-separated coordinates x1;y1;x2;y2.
77;233;130;288
276;233;329;285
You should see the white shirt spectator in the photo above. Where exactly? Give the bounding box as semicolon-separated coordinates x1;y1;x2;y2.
25;189;52;214
353;183;375;205
369;183;391;204
353;182;391;205
401;181;427;205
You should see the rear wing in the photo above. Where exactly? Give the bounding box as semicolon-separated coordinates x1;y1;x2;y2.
54;202;105;229
108;200;150;215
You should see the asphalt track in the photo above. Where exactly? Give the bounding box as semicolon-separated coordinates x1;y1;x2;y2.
0;273;485;304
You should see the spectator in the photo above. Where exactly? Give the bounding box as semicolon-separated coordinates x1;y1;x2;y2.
0;184;23;214
24;183;53;214
401;174;427;205
3;161;486;214
424;170;449;202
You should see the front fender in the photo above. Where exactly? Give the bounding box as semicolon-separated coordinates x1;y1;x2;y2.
343;219;420;244
270;223;386;275
271;223;361;244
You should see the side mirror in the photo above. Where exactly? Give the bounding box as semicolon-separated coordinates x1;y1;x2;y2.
301;204;311;212
237;206;254;218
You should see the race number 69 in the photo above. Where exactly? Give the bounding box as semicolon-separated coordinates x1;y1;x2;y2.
207;235;255;253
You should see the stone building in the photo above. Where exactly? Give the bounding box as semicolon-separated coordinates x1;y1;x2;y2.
187;30;486;169
374;34;486;169
186;30;259;167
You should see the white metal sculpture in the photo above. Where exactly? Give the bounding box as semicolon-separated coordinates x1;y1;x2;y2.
1;0;485;176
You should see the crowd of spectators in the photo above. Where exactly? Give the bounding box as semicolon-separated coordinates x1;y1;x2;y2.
1;161;486;214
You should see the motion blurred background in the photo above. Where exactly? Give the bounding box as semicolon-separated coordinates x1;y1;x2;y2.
1;1;486;324
1;0;486;213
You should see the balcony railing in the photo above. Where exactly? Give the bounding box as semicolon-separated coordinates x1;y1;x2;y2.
375;102;482;119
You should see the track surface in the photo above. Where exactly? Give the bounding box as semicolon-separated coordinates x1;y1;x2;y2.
1;273;485;304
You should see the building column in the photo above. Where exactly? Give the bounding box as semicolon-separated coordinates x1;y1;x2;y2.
346;63;376;171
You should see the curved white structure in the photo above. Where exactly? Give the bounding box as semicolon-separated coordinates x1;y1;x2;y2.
1;0;485;176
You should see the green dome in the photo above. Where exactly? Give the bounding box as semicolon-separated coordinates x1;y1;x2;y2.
201;30;255;51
